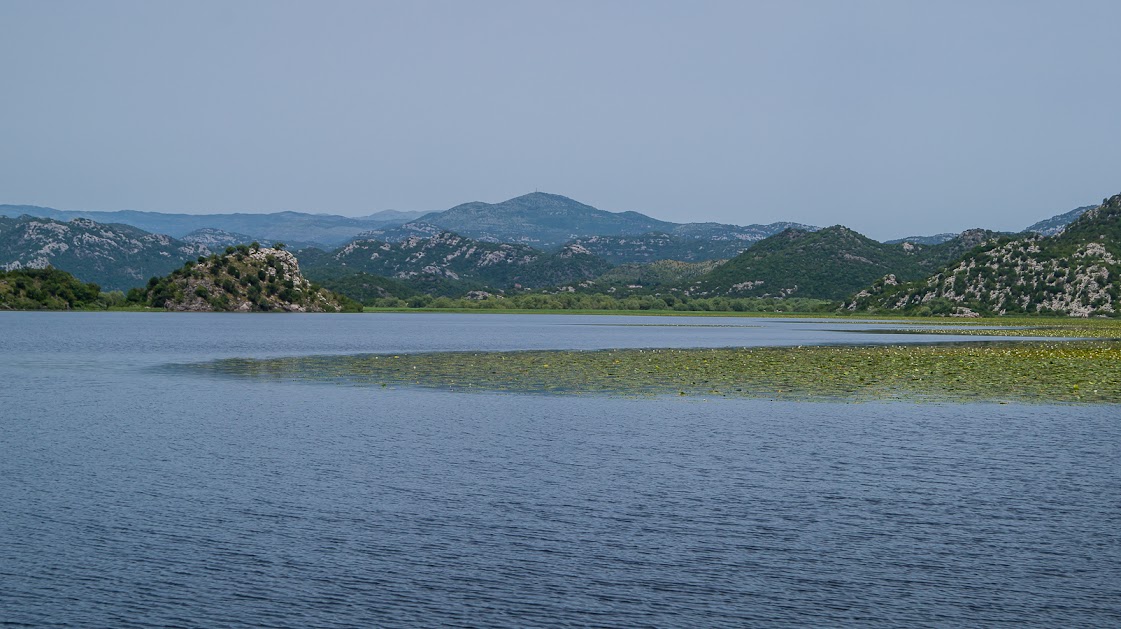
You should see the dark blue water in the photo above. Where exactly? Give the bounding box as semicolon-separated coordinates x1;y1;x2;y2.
2;313;1119;627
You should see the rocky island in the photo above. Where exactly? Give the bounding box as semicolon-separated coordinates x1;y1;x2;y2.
134;244;360;312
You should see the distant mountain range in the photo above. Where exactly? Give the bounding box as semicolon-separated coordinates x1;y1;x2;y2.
884;204;1097;245
1022;205;1096;236
884;233;961;245
2;191;1096;257
359;193;816;261
1;191;1112;313
1;194;809;258
0;205;427;249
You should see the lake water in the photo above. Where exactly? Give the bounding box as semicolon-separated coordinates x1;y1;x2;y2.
2;312;1119;627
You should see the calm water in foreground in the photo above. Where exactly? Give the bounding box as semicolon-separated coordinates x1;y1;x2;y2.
2;313;1119;627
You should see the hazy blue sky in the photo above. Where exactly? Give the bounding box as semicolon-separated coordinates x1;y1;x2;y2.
2;0;1118;239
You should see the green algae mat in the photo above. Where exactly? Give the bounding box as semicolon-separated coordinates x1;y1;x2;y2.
188;340;1121;404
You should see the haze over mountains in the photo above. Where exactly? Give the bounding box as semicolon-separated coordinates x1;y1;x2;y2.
1;191;1112;316
0;205;427;249
2;190;1088;251
2;193;809;252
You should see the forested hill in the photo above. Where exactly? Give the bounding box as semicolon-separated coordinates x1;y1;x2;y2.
0;268;106;310
846;193;1121;317
683;225;994;301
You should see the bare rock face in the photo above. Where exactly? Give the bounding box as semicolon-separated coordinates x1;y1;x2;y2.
142;246;355;312
0;214;209;291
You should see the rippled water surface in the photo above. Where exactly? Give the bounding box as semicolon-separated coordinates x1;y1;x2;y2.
2;313;1119;627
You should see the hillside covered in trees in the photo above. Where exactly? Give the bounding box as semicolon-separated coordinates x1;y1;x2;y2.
846;194;1121;317
683;226;995;301
0;268;121;310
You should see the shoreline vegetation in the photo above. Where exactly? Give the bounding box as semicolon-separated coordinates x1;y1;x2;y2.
8;267;1116;404
5;297;1121;331
7;301;1121;329
6;266;1120;323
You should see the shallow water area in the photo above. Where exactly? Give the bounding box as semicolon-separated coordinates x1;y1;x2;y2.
2;312;1119;627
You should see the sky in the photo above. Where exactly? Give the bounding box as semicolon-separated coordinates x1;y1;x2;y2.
1;0;1119;240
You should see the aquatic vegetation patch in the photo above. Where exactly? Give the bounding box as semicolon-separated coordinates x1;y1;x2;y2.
820;316;1121;339
184;341;1121;404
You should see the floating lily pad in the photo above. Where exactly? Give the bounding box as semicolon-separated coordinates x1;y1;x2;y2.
179;339;1121;404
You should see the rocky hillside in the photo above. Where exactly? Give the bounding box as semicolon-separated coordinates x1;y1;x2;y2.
847;194;1121;317
684;226;990;301
0;205;425;249
181;227;269;249
138;245;358;312
300;231;610;294
353;221;447;243
0;215;209;291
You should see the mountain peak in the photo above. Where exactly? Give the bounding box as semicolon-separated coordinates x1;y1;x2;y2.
511;191;574;202
424;193;676;247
